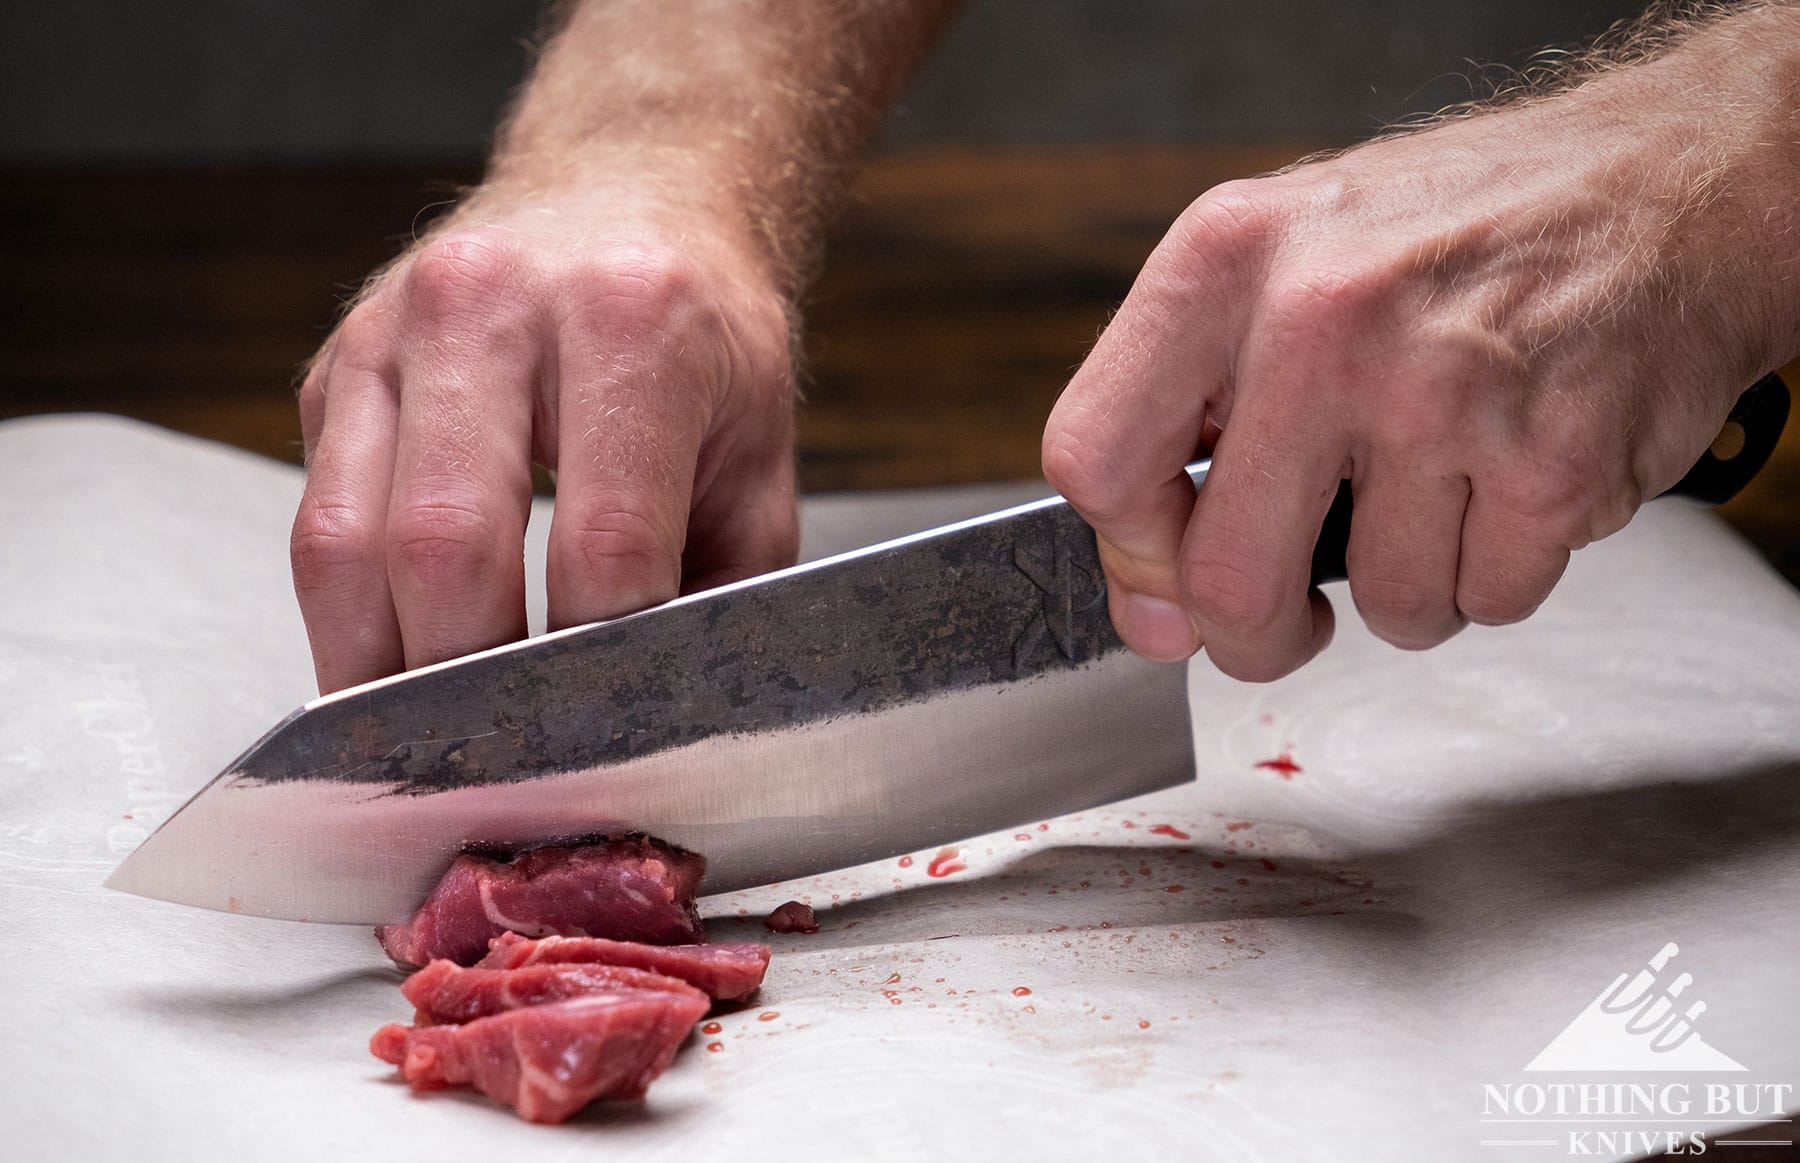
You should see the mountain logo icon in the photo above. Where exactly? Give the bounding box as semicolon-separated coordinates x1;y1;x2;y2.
1525;942;1746;1072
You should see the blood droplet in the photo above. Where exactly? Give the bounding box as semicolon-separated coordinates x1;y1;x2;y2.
1121;820;1137;829
1211;860;1226;869
1260;858;1279;872
1225;821;1254;832
1023;1004;1036;1014
1164;885;1185;893
1138;1019;1151;1029
701;1021;722;1034
758;1011;779;1022
706;1042;723;1053
927;847;966;878
1012;986;1032;997
882;972;902;985
1148;824;1190;840
898;855;913;868
1255;753;1302;779
1037;823;1049;832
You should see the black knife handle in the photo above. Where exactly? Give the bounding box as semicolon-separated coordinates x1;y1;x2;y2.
1307;372;1791;586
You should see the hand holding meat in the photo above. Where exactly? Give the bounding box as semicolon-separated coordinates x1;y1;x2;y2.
1043;6;1800;681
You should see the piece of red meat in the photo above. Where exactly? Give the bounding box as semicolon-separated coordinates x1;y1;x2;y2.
763;900;819;934
370;990;709;1123
477;931;770;1002
401;959;706;1026
376;837;706;968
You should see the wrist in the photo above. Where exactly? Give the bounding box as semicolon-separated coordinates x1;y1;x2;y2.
1601;4;1800;372
451;147;794;314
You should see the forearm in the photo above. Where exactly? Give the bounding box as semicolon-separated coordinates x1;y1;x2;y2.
471;0;959;300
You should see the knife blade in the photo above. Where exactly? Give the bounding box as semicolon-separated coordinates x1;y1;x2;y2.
106;472;1201;923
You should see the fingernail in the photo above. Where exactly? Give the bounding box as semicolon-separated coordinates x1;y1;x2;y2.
1122;592;1200;662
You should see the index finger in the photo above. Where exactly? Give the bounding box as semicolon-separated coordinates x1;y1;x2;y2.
1042;189;1262;660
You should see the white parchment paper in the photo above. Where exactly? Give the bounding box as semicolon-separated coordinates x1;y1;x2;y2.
3;415;1797;1162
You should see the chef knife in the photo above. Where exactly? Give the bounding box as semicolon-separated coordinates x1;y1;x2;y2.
106;373;1789;924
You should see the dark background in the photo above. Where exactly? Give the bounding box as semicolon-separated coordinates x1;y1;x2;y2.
2;1;1642;160
2;0;1790;580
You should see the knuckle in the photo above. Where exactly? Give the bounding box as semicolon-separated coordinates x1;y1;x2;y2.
295;367;326;418
556;502;679;584
1264;264;1389;337
1354;574;1439;626
1162;181;1269;268
1209;647;1304;685
1180;548;1284;636
1504;445;1635;548
1041;415;1128;522
404;235;520;325
1137;180;1273;310
387;500;500;587
327;307;394;378
1354;575;1458;648
1457;580;1538;627
567;241;704;333
290;500;379;595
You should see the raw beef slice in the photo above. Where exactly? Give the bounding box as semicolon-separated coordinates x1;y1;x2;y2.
401;959;707;1026
371;990;709;1123
478;931;771;1002
376;837;707;968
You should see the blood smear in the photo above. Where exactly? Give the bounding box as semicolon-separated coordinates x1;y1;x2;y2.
1255;753;1302;779
927;847;967;878
1148;824;1190;840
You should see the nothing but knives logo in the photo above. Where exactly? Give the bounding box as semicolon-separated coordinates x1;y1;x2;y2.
1477;943;1792;1156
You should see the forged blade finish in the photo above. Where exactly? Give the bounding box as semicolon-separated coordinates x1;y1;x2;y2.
106;487;1198;923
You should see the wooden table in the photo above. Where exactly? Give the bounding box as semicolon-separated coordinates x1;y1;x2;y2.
2;147;1794;583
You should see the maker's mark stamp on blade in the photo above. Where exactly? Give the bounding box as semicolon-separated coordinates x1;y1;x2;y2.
1011;529;1108;671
